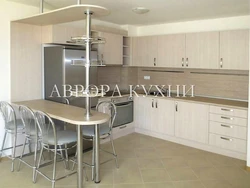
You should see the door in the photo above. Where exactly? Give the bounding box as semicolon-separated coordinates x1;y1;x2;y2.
186;31;219;69
220;29;249;70
154;98;175;136
98;32;123;65
175;101;209;144
147;36;158;67
136;36;148;67
158;34;186;68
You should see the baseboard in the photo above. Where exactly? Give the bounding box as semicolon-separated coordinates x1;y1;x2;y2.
135;128;246;160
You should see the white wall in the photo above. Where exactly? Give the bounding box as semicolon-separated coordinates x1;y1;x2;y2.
128;15;250;36
0;1;40;156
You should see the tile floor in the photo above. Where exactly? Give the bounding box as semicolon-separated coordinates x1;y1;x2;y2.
0;133;250;188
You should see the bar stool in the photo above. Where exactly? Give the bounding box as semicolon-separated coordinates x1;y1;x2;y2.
72;101;118;181
17;105;39;182
34;110;77;188
0;101;24;172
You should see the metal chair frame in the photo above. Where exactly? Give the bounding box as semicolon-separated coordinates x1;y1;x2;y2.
34;110;77;188
72;101;118;181
0;101;24;172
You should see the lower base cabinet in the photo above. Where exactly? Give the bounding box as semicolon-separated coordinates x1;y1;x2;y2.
175;101;209;144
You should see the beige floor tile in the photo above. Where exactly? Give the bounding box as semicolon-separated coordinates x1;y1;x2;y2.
226;176;250;188
205;154;236;167
216;166;248;180
173;180;205;188
161;156;188;169
167;167;198;181
113;184;144;188
137;158;163;169
201;180;233;188
134;148;158;159
192;167;224;180
186;156;213;168
113;168;143;184
140;169;170;183
144;182;175;188
118;158;139;169
84;170;114;185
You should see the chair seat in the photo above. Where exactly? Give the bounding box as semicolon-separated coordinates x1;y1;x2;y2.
43;130;77;145
6;119;24;131
82;123;110;137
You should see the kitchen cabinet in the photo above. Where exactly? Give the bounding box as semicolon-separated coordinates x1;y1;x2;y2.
42;25;85;44
175;101;209;144
158;34;185;68
185;31;219;69
98;32;123;65
219;29;249;70
132;36;157;67
134;97;175;136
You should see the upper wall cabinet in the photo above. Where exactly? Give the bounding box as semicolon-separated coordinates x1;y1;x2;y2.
186;32;219;69
98;32;123;65
42;25;85;44
132;36;158;67
220;29;249;70
158;34;185;68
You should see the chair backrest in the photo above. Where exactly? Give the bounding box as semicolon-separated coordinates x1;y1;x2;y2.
19;105;38;138
0;101;17;131
96;101;117;130
35;111;57;146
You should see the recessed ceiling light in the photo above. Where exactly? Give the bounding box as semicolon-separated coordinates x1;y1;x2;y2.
132;7;150;14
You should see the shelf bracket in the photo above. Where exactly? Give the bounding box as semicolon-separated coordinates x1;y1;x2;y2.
40;0;44;13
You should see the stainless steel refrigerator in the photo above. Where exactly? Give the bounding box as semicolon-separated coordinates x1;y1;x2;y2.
44;45;98;151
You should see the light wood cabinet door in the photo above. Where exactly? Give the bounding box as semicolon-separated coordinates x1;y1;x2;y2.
154;98;175;136
132;37;147;66
220;29;249;70
175;101;209;144
186;32;219;69
147;36;158;67
158;34;186;68
98;32;123;65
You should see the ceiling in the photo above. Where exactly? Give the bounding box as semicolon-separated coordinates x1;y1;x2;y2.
8;0;250;25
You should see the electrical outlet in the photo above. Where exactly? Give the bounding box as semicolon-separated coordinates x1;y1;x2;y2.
144;76;150;80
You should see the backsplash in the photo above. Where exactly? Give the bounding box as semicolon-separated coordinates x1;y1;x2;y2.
97;66;138;91
138;68;249;100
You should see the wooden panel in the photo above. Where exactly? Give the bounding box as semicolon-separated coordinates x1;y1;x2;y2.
138;68;248;100
209;133;247;153
209;113;247;127
147;36;158;67
209;121;247;140
175;101;209;144
220;29;249;70
155;98;175;136
158;34;185;68
98;32;123;65
210;105;248;118
11;22;42;102
186;31;219;69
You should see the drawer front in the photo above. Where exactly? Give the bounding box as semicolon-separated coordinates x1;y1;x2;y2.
210;106;247;118
209;113;247;127
209;133;247;153
209;121;247;140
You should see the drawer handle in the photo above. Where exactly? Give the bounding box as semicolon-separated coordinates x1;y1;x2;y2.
221;116;234;120
221;124;233;128
119;125;127;129
221;108;234;112
220;137;233;141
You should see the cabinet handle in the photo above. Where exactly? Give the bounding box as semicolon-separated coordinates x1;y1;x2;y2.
154;58;156;66
221;124;233;128
175;102;178;112
156;101;158;108
119;125;127;129
182;58;184;67
186;58;189;67
221;116;234;120
220;58;223;68
220;137;233;141
221;108;233;112
152;99;154;108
